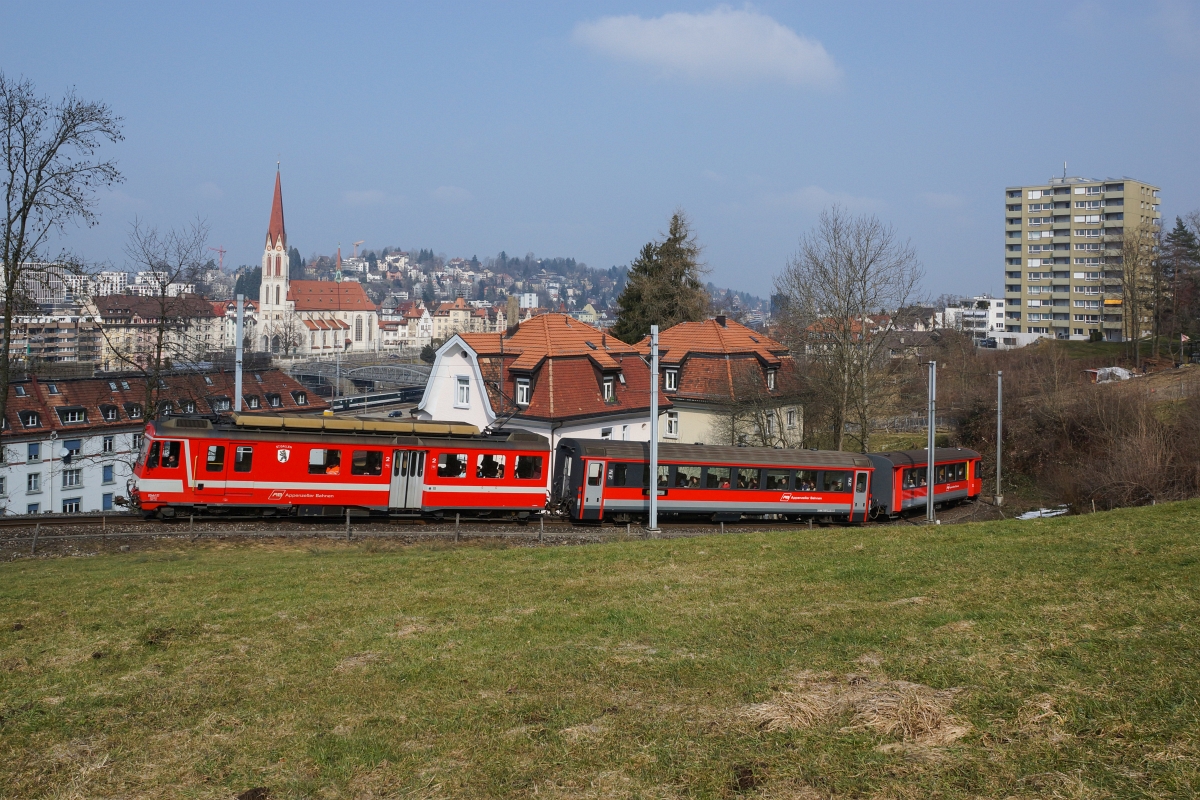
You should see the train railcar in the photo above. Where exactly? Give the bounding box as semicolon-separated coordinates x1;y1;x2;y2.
130;414;550;519
865;448;982;517
552;439;875;523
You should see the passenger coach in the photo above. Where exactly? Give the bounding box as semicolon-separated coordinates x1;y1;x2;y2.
553;439;874;523
131;414;550;519
865;447;982;517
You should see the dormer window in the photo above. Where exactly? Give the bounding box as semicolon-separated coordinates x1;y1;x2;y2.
245;395;261;410
766;369;777;391
126;403;143;419
209;396;232;412
19;411;40;428
57;407;86;424
602;376;615;402
101;405;119;422
291;391;308;406
664;369;678;392
182;400;196;414
515;378;531;406
265;393;281;408
159;402;173;417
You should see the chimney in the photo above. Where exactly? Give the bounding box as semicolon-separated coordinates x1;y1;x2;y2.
715;314;727;327
505;295;519;337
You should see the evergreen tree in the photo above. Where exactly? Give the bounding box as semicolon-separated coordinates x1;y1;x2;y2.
611;211;709;343
233;267;262;300
1163;217;1200;345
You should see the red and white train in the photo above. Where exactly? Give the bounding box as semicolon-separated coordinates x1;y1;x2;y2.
551;439;982;523
130;415;981;523
130;415;550;519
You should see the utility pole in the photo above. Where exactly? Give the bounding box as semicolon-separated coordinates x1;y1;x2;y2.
995;370;1003;506
234;295;244;412
648;324;660;535
926;360;937;524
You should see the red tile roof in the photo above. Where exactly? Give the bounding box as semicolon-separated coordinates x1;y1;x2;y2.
288;280;377;312
459;313;668;423
1;369;328;438
636;317;801;403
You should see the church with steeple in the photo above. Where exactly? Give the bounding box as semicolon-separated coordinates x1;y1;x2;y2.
257;169;379;355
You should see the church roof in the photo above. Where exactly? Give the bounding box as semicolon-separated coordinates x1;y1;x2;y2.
287;280;377;312
266;170;286;249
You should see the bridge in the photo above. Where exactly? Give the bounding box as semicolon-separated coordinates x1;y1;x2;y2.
286;357;432;391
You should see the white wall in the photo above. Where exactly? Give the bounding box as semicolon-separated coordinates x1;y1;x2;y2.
0;428;142;515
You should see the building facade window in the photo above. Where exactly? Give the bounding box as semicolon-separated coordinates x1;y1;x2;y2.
63;468;82;488
28;443;41;462
132;433;144;451
786;408;797;429
102;493;114;511
27;503;39;514
664;369;678;391
766;370;777;390
355;316;363;341
455;376;470;408
600;427;613;440
102;465;115;484
602;376;615;402
0;476;6;496
665;411;679;438
27;473;40;493
62;497;81;514
515;378;530;406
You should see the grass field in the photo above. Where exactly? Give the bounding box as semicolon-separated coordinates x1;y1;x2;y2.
3;504;1199;799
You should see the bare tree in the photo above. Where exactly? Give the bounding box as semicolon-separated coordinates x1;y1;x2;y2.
708;361;805;448
1;73;122;422
774;206;923;451
1107;221;1156;368
94;219;215;416
264;311;306;356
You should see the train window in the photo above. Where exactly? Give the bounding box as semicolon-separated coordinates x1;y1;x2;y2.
794;470;818;491
515;455;543;480
476;454;506;479
309;449;342;475
587;461;602;486
765;470;790;491
160;441;181;469
856;473;868;493
351;450;383;476
954;462;967;481
657;465;670;487
234;446;254;473
608;462;629;486
437;453;467;478
822;471;853;492
145;441;160;469
735;468;760;489
206;445;225;472
705;466;731;488
902;467;927;489
675;465;701;487
935;465;947;484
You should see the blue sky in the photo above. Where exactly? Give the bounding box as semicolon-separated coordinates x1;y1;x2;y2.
6;1;1200;298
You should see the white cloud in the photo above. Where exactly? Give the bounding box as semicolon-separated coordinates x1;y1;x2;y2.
573;6;839;87
432;185;473;204
769;185;879;212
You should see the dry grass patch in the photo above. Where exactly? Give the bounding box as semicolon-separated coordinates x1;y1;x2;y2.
741;670;969;748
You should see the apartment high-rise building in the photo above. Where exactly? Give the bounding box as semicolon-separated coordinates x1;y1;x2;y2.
1004;175;1161;342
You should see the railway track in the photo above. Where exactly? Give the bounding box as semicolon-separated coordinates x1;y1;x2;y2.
0;500;995;555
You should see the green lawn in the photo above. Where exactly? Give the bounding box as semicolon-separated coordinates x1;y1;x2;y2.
2;505;1199;799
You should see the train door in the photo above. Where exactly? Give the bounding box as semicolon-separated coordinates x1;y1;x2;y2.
581;459;605;521
852;471;869;520
194;442;228;498
389;450;427;509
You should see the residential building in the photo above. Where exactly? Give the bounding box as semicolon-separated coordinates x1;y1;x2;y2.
416;313;671;452
128;271;196;297
942;296;1006;340
256;170;380;354
212;298;259;350
641;316;803;447
90;294;221;371
0;369;325;515
9;314;102;363
1004;175;1160;341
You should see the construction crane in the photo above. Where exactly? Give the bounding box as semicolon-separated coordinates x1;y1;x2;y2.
208;246;226;271
352;240;365;259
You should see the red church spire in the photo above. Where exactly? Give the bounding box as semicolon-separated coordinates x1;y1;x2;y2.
266;167;286;249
